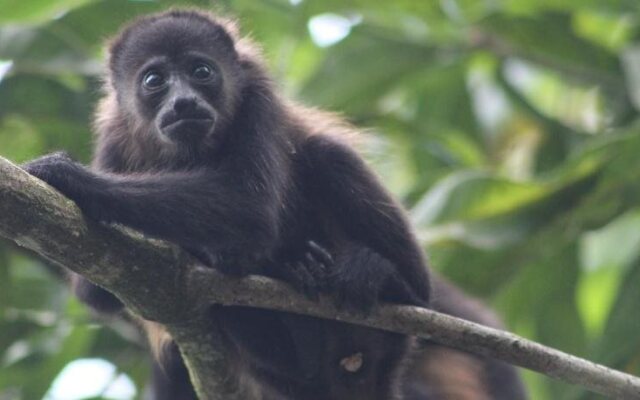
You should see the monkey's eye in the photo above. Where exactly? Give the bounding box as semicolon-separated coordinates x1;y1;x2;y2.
192;63;215;81
142;70;166;90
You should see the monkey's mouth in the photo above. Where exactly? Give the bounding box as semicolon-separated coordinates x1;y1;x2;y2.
160;117;215;140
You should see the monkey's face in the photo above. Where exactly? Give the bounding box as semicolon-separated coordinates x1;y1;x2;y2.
109;12;241;149
138;55;220;145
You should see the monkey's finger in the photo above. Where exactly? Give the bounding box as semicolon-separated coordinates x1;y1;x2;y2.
281;261;316;299
294;261;320;301
305;251;327;271
304;252;329;290
307;241;334;266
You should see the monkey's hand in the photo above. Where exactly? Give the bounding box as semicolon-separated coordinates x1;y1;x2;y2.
186;247;265;278
329;247;426;315
270;241;334;301
22;152;88;198
212;251;264;277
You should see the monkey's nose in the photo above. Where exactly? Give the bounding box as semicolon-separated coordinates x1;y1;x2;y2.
173;97;198;115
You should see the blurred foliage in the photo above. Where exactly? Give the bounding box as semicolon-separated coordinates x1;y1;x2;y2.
1;0;640;399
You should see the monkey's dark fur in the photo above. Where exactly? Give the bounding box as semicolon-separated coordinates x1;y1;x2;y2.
24;10;527;400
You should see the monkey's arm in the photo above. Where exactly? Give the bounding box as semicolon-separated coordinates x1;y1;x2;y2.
23;152;279;257
301;136;430;309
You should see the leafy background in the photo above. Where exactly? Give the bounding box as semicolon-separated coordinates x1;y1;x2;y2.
1;0;639;399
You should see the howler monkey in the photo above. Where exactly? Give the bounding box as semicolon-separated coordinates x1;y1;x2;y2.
23;10;526;400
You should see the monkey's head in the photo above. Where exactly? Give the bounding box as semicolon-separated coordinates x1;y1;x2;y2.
106;10;243;149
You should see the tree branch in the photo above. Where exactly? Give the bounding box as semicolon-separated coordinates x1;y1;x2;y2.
0;156;639;399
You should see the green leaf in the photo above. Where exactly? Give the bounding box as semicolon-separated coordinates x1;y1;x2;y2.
595;259;640;365
0;115;45;162
570;257;640;400
412;171;547;226
622;45;640;111
500;0;639;15
0;0;94;24
299;26;440;113
480;13;623;89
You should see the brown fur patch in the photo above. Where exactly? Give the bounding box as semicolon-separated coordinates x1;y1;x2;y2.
414;346;492;400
